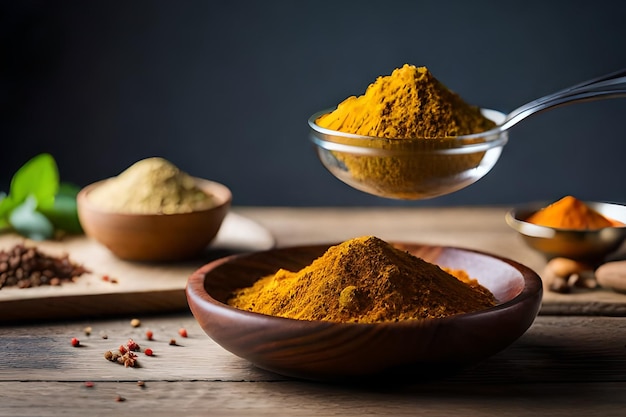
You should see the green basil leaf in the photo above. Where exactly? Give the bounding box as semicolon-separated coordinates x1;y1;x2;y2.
9;195;55;240
57;182;81;198
0;193;10;230
9;153;59;211
40;193;83;234
0;192;18;219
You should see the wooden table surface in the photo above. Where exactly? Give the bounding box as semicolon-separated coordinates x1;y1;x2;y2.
2;206;626;416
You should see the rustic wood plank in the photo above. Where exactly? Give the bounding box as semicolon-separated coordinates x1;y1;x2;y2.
2;205;626;416
1;380;625;417
0;213;274;322
2;314;625;384
0;313;272;382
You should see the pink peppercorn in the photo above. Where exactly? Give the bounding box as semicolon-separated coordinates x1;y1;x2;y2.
127;339;140;351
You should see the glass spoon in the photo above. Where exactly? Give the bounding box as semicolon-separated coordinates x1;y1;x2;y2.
309;68;626;200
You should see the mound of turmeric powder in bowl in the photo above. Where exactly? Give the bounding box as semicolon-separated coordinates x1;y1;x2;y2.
526;196;624;229
314;64;498;199
227;236;496;324
88;157;217;214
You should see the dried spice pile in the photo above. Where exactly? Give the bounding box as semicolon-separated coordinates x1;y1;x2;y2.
526;195;622;229
0;243;89;289
229;236;496;323
315;65;498;199
88;157;216;214
317;64;494;138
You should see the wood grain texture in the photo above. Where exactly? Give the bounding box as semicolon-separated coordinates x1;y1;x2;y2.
2;381;626;417
2;207;626;416
1;314;626;416
3;314;625;384
0;313;626;384
0;212;274;322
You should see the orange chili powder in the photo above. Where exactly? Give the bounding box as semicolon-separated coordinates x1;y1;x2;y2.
526;196;622;229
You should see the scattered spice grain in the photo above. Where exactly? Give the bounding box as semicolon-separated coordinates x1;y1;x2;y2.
102;274;118;284
104;339;140;368
71;337;80;347
178;328;188;338
0;243;89;290
126;339;140;352
130;318;141;328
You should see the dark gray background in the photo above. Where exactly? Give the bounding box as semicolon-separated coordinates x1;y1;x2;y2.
2;0;626;207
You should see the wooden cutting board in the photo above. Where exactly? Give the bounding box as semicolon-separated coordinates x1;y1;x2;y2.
0;213;274;323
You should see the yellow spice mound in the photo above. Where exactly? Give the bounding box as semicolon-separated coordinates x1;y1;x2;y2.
89;157;215;214
228;236;496;323
526;195;621;229
316;64;495;138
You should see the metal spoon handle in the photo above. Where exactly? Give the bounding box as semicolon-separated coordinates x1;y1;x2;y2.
498;68;626;133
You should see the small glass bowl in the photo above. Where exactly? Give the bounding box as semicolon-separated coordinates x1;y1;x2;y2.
308;109;508;200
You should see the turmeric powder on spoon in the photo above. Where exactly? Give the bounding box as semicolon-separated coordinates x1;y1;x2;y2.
314;64;497;199
317;64;494;138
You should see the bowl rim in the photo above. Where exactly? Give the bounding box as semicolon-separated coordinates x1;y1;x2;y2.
505;200;626;236
77;177;233;217
308;107;508;141
186;242;543;329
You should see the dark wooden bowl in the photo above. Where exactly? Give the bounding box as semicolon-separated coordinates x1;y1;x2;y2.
186;243;543;382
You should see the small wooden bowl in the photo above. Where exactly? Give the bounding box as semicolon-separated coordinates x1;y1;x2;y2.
186;243;543;382
77;178;232;261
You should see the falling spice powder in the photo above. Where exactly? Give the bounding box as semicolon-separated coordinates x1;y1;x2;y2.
228;236;496;323
314;65;497;199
